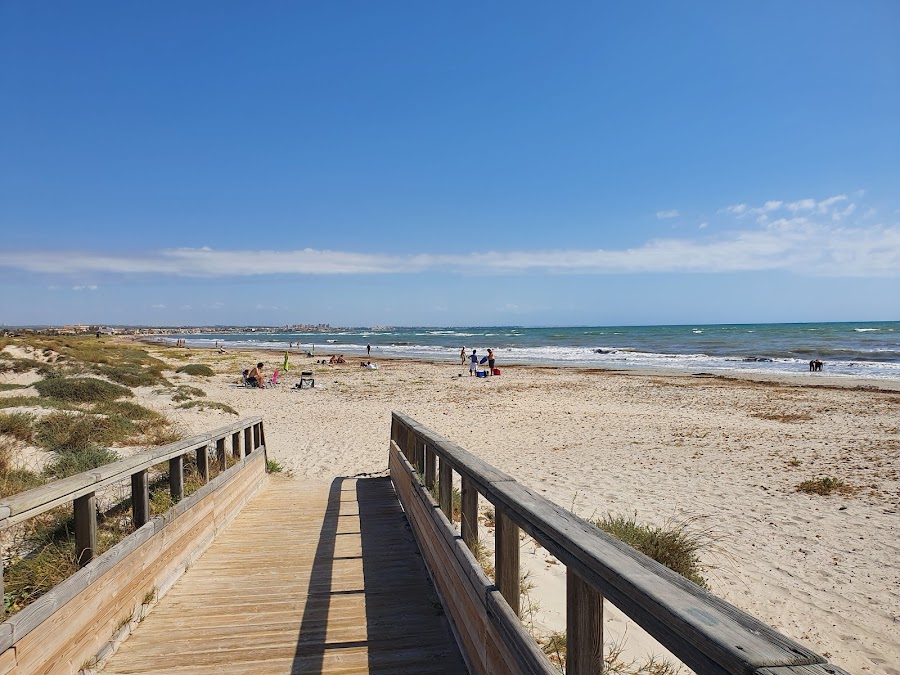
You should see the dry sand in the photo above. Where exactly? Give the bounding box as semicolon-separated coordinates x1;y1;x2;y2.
3;341;899;672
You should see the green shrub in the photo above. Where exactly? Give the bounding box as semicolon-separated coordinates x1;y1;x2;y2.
0;383;27;392
35;412;138;452
0;395;74;411
4;540;78;617
34;377;132;403
266;459;283;473
0;467;46;498
175;364;215;377
44;446;120;479
0;412;35;442
797;476;855;496
0;358;38;374
92;400;163;422
96;363;168;387
593;513;709;589
176;400;238;415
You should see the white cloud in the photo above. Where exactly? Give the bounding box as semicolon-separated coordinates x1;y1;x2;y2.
72;285;98;291
1;194;897;279
697;222;708;230
656;209;679;219
151;304;166;309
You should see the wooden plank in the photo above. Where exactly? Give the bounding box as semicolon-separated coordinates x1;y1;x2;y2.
131;470;149;530
8;451;267;673
0;418;262;528
438;456;452;520
754;667;852;675
13;462;264;672
169;455;184;501
243;427;252;456
231;431;241;459
460;475;478;551
567;568;603;675
101;476;465;675
495;506;520;618
392;412;840;675
424;447;436;490
196;445;209;484
74;492;97;567
216;438;226;471
488;479;824;674
390;443;553;675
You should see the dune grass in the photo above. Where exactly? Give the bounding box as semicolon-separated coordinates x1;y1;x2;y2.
0;412;35;442
796;476;856;496
592;513;710;589
0;383;27;392
176;400;238;415
175;364;215;377
34;377;132;403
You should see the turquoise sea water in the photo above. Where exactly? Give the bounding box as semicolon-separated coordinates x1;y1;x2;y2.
161;321;900;380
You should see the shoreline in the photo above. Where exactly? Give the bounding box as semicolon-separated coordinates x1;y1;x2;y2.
134;335;900;393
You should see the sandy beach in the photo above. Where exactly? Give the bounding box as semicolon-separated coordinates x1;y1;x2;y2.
3;341;899;673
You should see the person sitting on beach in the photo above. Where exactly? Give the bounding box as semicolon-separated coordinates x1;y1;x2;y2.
247;362;265;389
336;355;346;364
329;355;337;364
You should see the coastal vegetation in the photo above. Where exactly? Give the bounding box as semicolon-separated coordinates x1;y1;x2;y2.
0;335;195;618
796;476;856;496
175;364;215;377
592;513;710;589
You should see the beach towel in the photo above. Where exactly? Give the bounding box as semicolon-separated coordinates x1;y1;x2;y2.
283;352;290;372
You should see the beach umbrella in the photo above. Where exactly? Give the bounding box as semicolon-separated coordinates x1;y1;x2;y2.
283;352;290;372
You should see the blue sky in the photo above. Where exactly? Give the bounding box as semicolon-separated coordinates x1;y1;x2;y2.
1;2;898;327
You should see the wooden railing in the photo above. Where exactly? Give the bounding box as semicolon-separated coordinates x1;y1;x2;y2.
0;417;268;674
390;412;849;675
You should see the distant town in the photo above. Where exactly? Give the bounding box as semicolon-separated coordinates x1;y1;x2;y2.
0;324;349;337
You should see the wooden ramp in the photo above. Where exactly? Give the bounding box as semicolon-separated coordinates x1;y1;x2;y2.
101;476;466;674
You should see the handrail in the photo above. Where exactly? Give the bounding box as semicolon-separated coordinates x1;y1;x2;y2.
391;411;849;675
0;416;263;528
0;417;266;581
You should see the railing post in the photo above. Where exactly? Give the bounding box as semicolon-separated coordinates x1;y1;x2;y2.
74;492;97;567
169;455;184;501
259;421;266;448
253;423;260;450
216;437;226;470
438;457;452;519
232;430;241;458
495;506;520;617
461;475;478;551
567;569;604;674
244;427;252;456
197;444;210;484
132;470;149;529
424;447;436;490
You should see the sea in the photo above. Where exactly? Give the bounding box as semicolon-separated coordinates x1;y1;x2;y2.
156;322;900;381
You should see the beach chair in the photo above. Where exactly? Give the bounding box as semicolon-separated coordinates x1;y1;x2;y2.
267;369;280;386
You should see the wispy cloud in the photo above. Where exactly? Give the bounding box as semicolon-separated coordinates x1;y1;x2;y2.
72;285;98;291
1;195;897;279
656;209;679;219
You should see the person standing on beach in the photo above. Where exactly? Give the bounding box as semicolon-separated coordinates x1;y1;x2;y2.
488;348;495;375
367;344;371;356
470;349;478;376
460;347;467;365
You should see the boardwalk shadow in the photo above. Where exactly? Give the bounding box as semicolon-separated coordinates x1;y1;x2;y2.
292;476;464;674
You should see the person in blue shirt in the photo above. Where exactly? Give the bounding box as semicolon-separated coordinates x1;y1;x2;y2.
470;350;478;376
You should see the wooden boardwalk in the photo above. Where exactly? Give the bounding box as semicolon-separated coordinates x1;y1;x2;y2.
101;476;466;674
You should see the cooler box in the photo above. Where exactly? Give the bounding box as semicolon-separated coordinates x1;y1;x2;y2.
492;368;501;376
476;371;487;378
